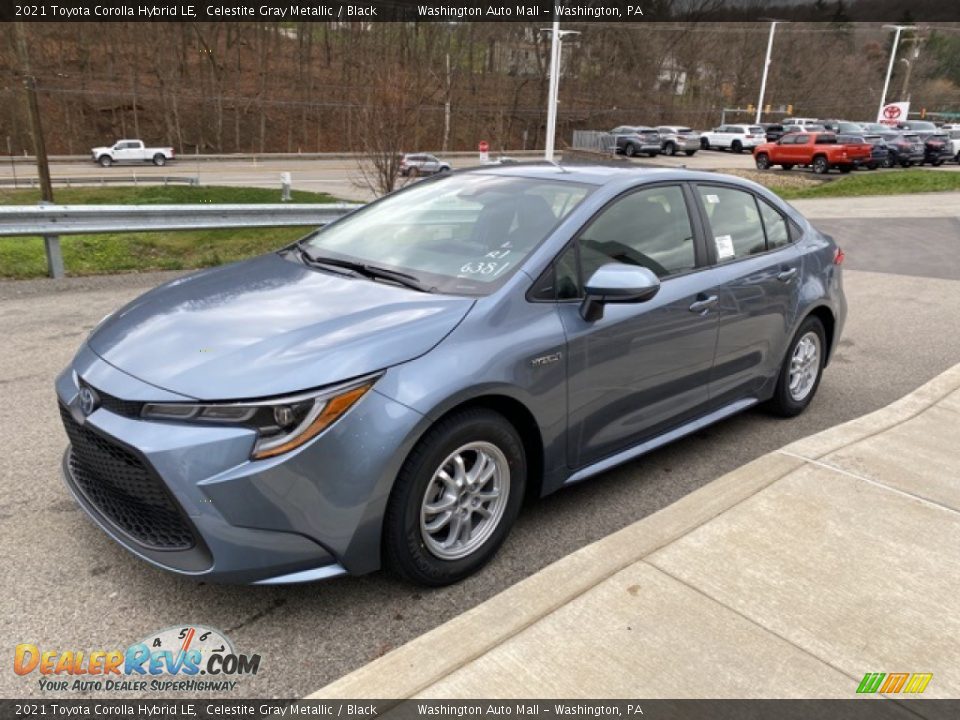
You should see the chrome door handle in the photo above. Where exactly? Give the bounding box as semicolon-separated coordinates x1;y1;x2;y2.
777;267;798;282
689;295;718;313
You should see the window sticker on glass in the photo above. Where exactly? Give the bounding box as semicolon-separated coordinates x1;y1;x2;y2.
705;194;720;204
715;234;735;260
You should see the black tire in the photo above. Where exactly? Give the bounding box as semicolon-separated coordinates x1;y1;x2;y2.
646;150;660;157
664;142;677;156
152;153;166;167
624;143;638;157
766;316;827;418
439;165;451;173
839;165;852;174
685;150;697;156
700;137;710;150
408;167;419;178
933;159;944;167
781;163;794;171
732;140;743;153
812;155;829;175
901;160;912;168
755;153;771;170
383;408;526;586
883;154;895;169
98;155;112;168
866;163;878;170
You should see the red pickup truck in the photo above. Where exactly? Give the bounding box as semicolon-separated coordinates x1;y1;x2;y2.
754;132;872;174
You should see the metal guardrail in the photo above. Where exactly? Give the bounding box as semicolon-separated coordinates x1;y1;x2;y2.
0;176;199;188
0;203;362;279
572;131;617;154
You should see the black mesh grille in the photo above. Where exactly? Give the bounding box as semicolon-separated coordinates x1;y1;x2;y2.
59;405;195;550
97;391;143;418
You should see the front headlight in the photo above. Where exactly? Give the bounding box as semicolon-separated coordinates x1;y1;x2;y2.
141;374;379;460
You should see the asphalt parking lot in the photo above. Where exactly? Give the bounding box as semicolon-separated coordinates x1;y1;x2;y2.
1;209;959;699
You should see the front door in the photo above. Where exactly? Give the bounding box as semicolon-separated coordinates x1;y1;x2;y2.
557;184;720;469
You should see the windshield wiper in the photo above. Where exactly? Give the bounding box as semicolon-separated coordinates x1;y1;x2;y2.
298;246;433;293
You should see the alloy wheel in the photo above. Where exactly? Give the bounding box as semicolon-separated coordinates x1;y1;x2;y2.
788;332;821;402
420;441;510;561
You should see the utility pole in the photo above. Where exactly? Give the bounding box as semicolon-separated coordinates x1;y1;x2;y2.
755;21;779;124
544;19;561;162
899;41;921;103
14;22;54;203
443;52;451;153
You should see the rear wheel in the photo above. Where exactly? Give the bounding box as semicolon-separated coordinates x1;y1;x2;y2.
700;137;710;150
755;153;771;170
408;167;419;178
664;142;677;156
383;408;526;586
152;153;166;167
685;150;697;156
624;143;638;157
901;160;912;168
732;140;743;153
812;156;829;174
766;316;826;417
882;154;895;169
932;159;944;167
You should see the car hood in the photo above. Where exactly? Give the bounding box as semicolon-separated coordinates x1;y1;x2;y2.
87;253;474;400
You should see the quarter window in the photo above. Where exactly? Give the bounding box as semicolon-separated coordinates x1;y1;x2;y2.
758;200;790;250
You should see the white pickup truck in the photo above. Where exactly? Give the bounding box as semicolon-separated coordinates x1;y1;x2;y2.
91;139;175;167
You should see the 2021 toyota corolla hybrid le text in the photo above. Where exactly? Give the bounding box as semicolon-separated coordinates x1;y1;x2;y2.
56;165;846;586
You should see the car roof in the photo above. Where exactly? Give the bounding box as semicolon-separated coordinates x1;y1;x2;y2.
458;162;757;189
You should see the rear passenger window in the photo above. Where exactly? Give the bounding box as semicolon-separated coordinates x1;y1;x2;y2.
758;200;790;250
698;186;766;260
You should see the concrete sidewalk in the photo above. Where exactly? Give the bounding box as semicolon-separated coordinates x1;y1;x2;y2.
312;363;960;700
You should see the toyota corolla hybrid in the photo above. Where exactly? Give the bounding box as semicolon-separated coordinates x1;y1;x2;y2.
56;164;846;586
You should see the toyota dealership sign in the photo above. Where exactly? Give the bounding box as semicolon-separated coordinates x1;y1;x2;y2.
878;101;910;126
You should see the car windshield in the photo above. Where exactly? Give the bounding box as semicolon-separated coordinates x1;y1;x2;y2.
302;173;593;296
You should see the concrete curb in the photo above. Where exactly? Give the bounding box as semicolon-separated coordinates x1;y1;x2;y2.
309;361;960;701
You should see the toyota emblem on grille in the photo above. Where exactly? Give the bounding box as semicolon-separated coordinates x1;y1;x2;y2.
78;386;99;416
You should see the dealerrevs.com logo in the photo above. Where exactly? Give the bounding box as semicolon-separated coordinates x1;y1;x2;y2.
14;625;260;693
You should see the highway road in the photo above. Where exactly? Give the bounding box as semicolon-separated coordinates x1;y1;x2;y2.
1;199;959;700
3;151;955;203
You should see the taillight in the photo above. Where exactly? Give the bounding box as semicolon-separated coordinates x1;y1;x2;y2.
834;248;845;265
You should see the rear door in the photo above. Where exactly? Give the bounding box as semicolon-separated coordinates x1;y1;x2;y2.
692;184;802;405
555;183;720;468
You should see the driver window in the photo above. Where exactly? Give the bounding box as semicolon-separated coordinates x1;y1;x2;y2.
578;185;696;281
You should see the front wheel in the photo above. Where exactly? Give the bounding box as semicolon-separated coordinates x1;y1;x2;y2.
383;408;526;586
755;153;771;170
732;140;743;153
685;150;697;156
664;142;677;156
901;160;912;168
766;316;826;417
98;155;112;167
812;156;829;175
700;137;710;150
932;159;944;167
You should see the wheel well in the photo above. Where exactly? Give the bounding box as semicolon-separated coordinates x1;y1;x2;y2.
807;306;836;364
434;395;545;503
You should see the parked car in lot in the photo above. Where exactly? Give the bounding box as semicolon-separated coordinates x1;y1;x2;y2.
55;163;846;586
699;124;767;153
820;120;867;135
656;126;700;156
918;133;953;166
895;120;939;133
762;123;787;142
611;126;661;157
400;154;451;177
854;134;894;170
880;132;926;167
753;131;872;174
783;123;825;134
91;139;174;167
835;134;884;170
945;128;960;163
782;117;821;128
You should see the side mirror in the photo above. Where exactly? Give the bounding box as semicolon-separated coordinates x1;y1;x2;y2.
580;264;661;322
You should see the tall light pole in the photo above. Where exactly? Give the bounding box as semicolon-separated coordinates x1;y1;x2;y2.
878;24;912;120
542;23;580;162
755;21;779;124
